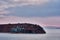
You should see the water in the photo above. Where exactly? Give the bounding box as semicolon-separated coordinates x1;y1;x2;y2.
0;28;60;40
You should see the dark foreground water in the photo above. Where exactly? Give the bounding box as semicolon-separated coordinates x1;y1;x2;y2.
0;28;60;40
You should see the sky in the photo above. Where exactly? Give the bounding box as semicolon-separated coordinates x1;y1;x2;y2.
0;0;60;27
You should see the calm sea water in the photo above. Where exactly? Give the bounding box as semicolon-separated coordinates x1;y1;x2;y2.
0;28;60;40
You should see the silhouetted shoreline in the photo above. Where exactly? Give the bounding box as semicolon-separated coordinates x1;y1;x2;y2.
0;23;46;34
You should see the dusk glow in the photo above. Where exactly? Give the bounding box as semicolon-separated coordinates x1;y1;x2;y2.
0;0;60;27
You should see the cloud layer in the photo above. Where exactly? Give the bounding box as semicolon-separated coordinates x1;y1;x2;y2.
0;0;60;16
0;0;49;16
0;0;49;9
0;0;60;27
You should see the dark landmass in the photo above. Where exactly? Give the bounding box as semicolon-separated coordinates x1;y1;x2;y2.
0;23;46;34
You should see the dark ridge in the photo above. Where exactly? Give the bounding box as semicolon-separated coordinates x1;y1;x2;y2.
0;23;46;34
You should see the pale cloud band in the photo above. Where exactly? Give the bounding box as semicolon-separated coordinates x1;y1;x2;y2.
0;0;58;15
0;0;49;8
0;0;49;15
11;0;49;5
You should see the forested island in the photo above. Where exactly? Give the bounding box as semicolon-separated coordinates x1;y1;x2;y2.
0;23;46;34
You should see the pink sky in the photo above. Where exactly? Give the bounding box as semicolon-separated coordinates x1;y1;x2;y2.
0;16;60;27
0;0;60;27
